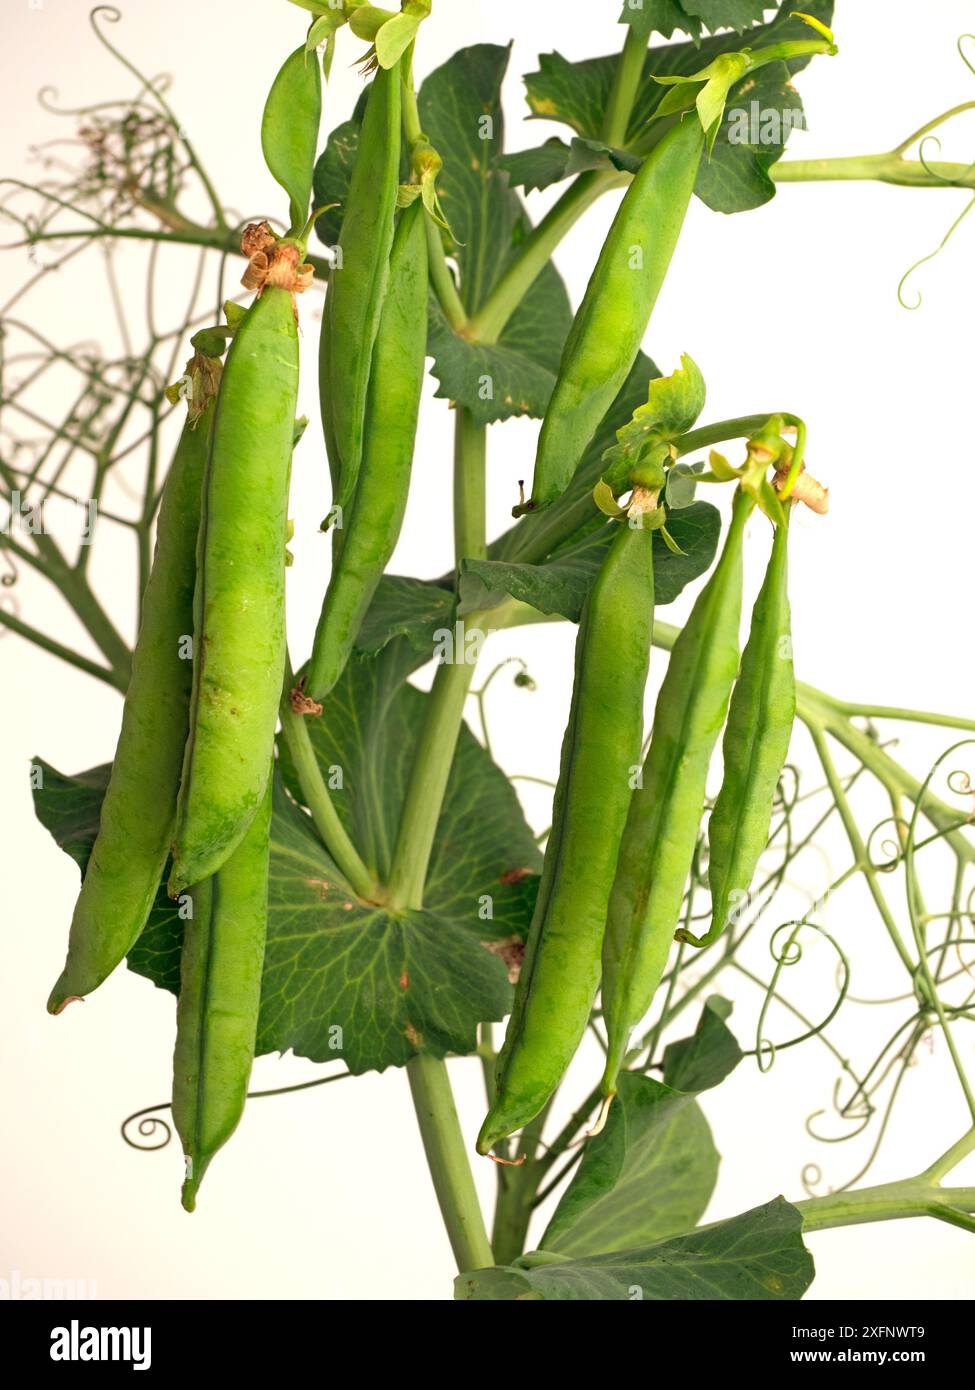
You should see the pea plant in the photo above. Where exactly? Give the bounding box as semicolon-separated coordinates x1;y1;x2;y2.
5;1;975;1300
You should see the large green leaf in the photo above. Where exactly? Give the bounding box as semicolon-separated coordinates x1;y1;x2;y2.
520;2;833;210
34;644;542;1072
541;1073;719;1256
498;136;640;193
456;1198;814;1300
459;501;720;621
278;649;541;927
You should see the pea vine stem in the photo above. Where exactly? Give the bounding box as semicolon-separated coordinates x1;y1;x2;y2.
772;152;975;190
797;1181;975;1232
392;405;494;1271
399;57;468;333
278;656;378;903
406;1055;494;1272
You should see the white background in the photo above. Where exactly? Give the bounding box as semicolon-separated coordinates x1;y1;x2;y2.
2;0;975;1301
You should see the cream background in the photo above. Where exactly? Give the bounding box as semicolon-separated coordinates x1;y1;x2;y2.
2;0;974;1300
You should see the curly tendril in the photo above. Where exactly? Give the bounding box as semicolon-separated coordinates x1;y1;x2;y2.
898;37;975;308
121;1104;172;1151
754;921;851;1074
120;1072;351;1154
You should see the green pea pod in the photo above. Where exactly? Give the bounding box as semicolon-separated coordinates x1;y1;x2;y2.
527;118;704;510
600;487;753;1099
261;45;323;235
169;285;297;896
321;60;401;509
682;517;795;949
173;773;272;1212
477;502;656;1154
307;201;428;701
47;373;218;1014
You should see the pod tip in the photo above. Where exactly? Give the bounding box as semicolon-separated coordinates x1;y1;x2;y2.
47;987;84;1016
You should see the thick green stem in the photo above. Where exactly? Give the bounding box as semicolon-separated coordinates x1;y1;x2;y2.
468;170;625;344
406;1055;494;1272
798;1180;975;1232
921;1126;975;1183
600;23;649;147
454;410;487;572
773;152;975;190
400;63;468;331
387;406;489;909
385;645;478;909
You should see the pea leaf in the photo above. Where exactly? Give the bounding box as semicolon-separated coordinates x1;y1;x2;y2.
354;575;455;657
497;139;576;193
682;0;769;33
663;994;744;1092
697;63;806;213
459;501;720;621
261;45;322;234
519;1;833;210
498;137;639;193
33;643;542;1072
416;43;573;423
620;0;702;43
427;275;569;423
456;1198;814;1300
541;1073;720;1256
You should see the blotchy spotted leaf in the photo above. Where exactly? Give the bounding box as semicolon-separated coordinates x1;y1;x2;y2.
255;782;512;1069
35;640;541;1070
